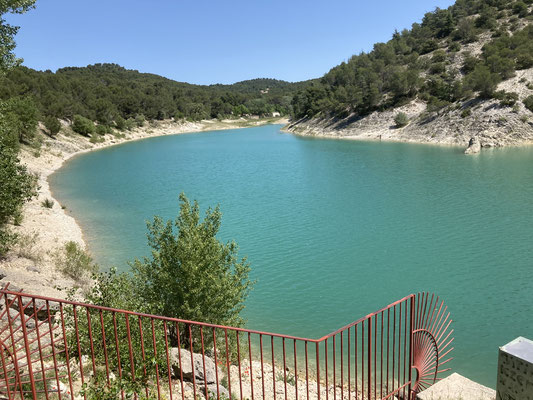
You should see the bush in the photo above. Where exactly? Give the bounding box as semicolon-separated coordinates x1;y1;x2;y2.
55;241;98;281
72;115;95;136
2;97;40;144
95;124;108;135
130;193;254;347
43;115;61;136
494;91;519;107
0;136;37;257
114;115;126;131
394;112;409;127
524;95;533;113
461;108;472;118
135;114;145;127
41;198;54;208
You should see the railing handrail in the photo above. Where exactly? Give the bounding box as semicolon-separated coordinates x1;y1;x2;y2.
0;287;414;344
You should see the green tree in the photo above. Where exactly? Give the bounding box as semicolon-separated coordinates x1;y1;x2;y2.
2;96;39;143
43;115;61;136
0;0;36;72
130;193;254;344
72;114;95;136
0;134;36;256
466;65;500;98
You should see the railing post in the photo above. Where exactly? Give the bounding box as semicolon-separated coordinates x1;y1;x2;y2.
408;295;415;400
367;317;372;400
18;296;38;399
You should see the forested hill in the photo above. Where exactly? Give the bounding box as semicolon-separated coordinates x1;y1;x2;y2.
0;63;309;123
288;0;533;148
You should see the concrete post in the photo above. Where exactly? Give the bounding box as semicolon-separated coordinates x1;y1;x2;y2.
497;336;533;400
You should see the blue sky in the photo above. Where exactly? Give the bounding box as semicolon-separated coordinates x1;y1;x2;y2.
7;0;455;85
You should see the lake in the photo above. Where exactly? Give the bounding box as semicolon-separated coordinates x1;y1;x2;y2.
49;124;533;387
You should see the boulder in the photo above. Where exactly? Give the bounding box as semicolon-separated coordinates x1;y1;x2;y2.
200;383;229;398
417;373;495;400
464;136;481;154
170;348;219;384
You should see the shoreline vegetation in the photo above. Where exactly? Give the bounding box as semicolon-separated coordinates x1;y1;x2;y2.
0;117;287;299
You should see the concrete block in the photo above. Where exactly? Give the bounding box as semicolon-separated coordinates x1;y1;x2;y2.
497;336;533;400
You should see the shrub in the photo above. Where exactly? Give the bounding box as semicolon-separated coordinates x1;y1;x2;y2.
41;198;54;208
114;115;126;131
135;114;145;127
495;91;519;107
55;241;98;281
95;124;108;135
524;95;533;113
72;115;95;136
43;115;61;136
130;193;254;348
0;136;37;257
461;108;472;118
394;112;409;127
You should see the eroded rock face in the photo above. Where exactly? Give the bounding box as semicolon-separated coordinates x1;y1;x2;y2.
464;136;481;154
170;348;219;384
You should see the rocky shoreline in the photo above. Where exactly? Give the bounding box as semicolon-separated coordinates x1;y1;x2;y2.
0;117;288;298
284;69;533;153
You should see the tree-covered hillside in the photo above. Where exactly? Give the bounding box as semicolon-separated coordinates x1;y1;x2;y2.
0;63;309;125
291;0;533;119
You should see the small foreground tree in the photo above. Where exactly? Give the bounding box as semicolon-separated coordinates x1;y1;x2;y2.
130;193;254;346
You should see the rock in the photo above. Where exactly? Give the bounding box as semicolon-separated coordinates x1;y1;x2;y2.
417;373;495;400
200;383;229;398
26;266;40;273
464;137;481;154
170;348;219;384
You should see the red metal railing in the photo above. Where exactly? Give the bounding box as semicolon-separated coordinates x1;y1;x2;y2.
0;286;453;400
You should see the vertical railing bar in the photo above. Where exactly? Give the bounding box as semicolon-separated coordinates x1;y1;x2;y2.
386;308;390;396
248;332;254;400
271;336;276;400
124;314;137;400
408;295;415;400
361;320;364;400
18;296;38;399
332;335;336;400
59;303;75;400
347;328;351;400
5;295;25;398
150;318;161;400
367;317;371;400
380;311;383;400
112;312;124;400
293;339;298;400
32;298;50;400
325;339;328;400
138;316;149;398
163;321;173;400
340;331;344;400
374;315;377;400
0;330;13;399
316;342;320;400
260;334;265;400
403;301;408;400
392;306;396;395
73;306;86;400
283;338;288;400
224;328;232;400
397;303;402;398
355;324;358;400
86;308;97;381
201;326;209;400
188;324;197;400
212;328;220;400
46;300;62;400
99;309;110;383
236;331;243;400
305;341;309;400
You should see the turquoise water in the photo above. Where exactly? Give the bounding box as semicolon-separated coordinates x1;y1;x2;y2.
49;125;533;388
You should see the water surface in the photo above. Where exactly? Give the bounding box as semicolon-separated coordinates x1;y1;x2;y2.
50;125;533;387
